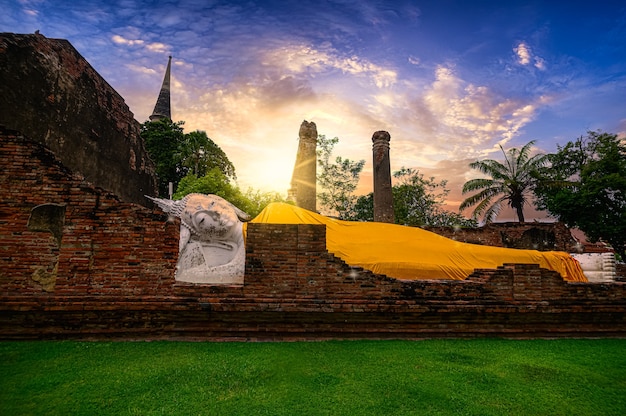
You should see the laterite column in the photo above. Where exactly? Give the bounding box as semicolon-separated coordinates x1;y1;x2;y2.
289;120;317;212
372;130;394;223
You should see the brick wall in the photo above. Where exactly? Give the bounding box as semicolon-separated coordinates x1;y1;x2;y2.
425;221;577;252
0;33;157;204
617;264;626;281
1;129;625;340
0;127;178;297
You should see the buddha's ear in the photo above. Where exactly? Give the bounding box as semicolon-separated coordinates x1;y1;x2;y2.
231;203;251;222
179;226;191;253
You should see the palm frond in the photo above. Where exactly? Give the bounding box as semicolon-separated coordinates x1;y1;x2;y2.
469;196;494;219
500;144;516;178
462;140;546;223
482;195;507;223
469;159;509;180
459;186;502;211
515;140;536;172
462;178;496;193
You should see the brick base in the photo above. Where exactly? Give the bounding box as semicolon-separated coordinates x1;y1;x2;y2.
1;129;625;340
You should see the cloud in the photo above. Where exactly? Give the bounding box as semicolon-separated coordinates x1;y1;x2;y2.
110;31;169;54
408;56;421;66
514;41;546;70
534;56;546;70
174;47;544;194
155;41;402;192
146;42;168;53
125;64;156;75
104;23;550;197
260;44;397;88
392;65;541;163
17;0;43;16
111;34;144;46
514;42;532;65
0;0;619;222
70;7;110;26
165;37;547;193
416;158;476;209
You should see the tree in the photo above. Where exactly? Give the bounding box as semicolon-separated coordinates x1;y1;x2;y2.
173;169;237;201
352;168;477;227
460;140;549;223
352;193;374;222
143;121;283;218
238;188;291;219
141;119;186;196
392;167;449;226
534;131;626;259
316;135;365;219
173;169;288;219
178;130;236;180
141;121;237;198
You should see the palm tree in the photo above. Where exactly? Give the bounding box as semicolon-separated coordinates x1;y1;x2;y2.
459;140;548;223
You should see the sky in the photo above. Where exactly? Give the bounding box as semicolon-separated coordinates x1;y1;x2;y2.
3;0;626;220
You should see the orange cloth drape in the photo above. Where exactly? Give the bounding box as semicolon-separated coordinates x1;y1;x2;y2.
247;203;587;282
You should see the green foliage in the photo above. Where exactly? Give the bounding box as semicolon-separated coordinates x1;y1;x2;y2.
352;193;374;222
141;119;186;196
534;131;626;258
141;121;236;197
238;187;291;219
426;210;479;228
178;130;236;179
316;135;365;219
392;167;449;226
314;136;472;226
173;169;237;200
173;170;287;219
460;140;549;223
352;168;477;227
2;339;625;415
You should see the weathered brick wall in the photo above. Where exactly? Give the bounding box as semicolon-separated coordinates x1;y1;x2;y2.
0;32;157;204
0;127;178;298
1;129;625;340
617;264;626;280
425;222;577;252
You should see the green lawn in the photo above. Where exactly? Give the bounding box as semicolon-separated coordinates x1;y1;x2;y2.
1;339;625;415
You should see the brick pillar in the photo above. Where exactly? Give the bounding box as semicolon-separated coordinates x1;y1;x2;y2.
505;263;544;302
372;131;394;223
289;120;317;212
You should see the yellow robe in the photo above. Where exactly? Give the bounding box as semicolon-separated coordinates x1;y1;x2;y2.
247;203;587;282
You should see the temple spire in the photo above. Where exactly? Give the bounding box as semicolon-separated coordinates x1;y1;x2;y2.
149;56;172;121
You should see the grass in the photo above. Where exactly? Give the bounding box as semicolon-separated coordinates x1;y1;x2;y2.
1;339;625;415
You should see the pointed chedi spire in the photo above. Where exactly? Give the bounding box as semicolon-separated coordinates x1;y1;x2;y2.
149;56;172;121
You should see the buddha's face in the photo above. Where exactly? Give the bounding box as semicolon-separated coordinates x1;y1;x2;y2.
181;194;240;241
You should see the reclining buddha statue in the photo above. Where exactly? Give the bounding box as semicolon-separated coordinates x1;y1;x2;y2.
147;194;250;284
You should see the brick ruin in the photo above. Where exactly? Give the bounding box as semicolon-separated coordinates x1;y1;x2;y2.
0;33;157;205
1;127;625;340
0;33;624;340
425;222;579;253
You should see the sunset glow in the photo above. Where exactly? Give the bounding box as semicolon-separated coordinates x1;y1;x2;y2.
2;1;624;220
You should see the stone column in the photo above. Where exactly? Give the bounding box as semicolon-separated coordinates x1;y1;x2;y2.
372;130;394;223
289;120;317;212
